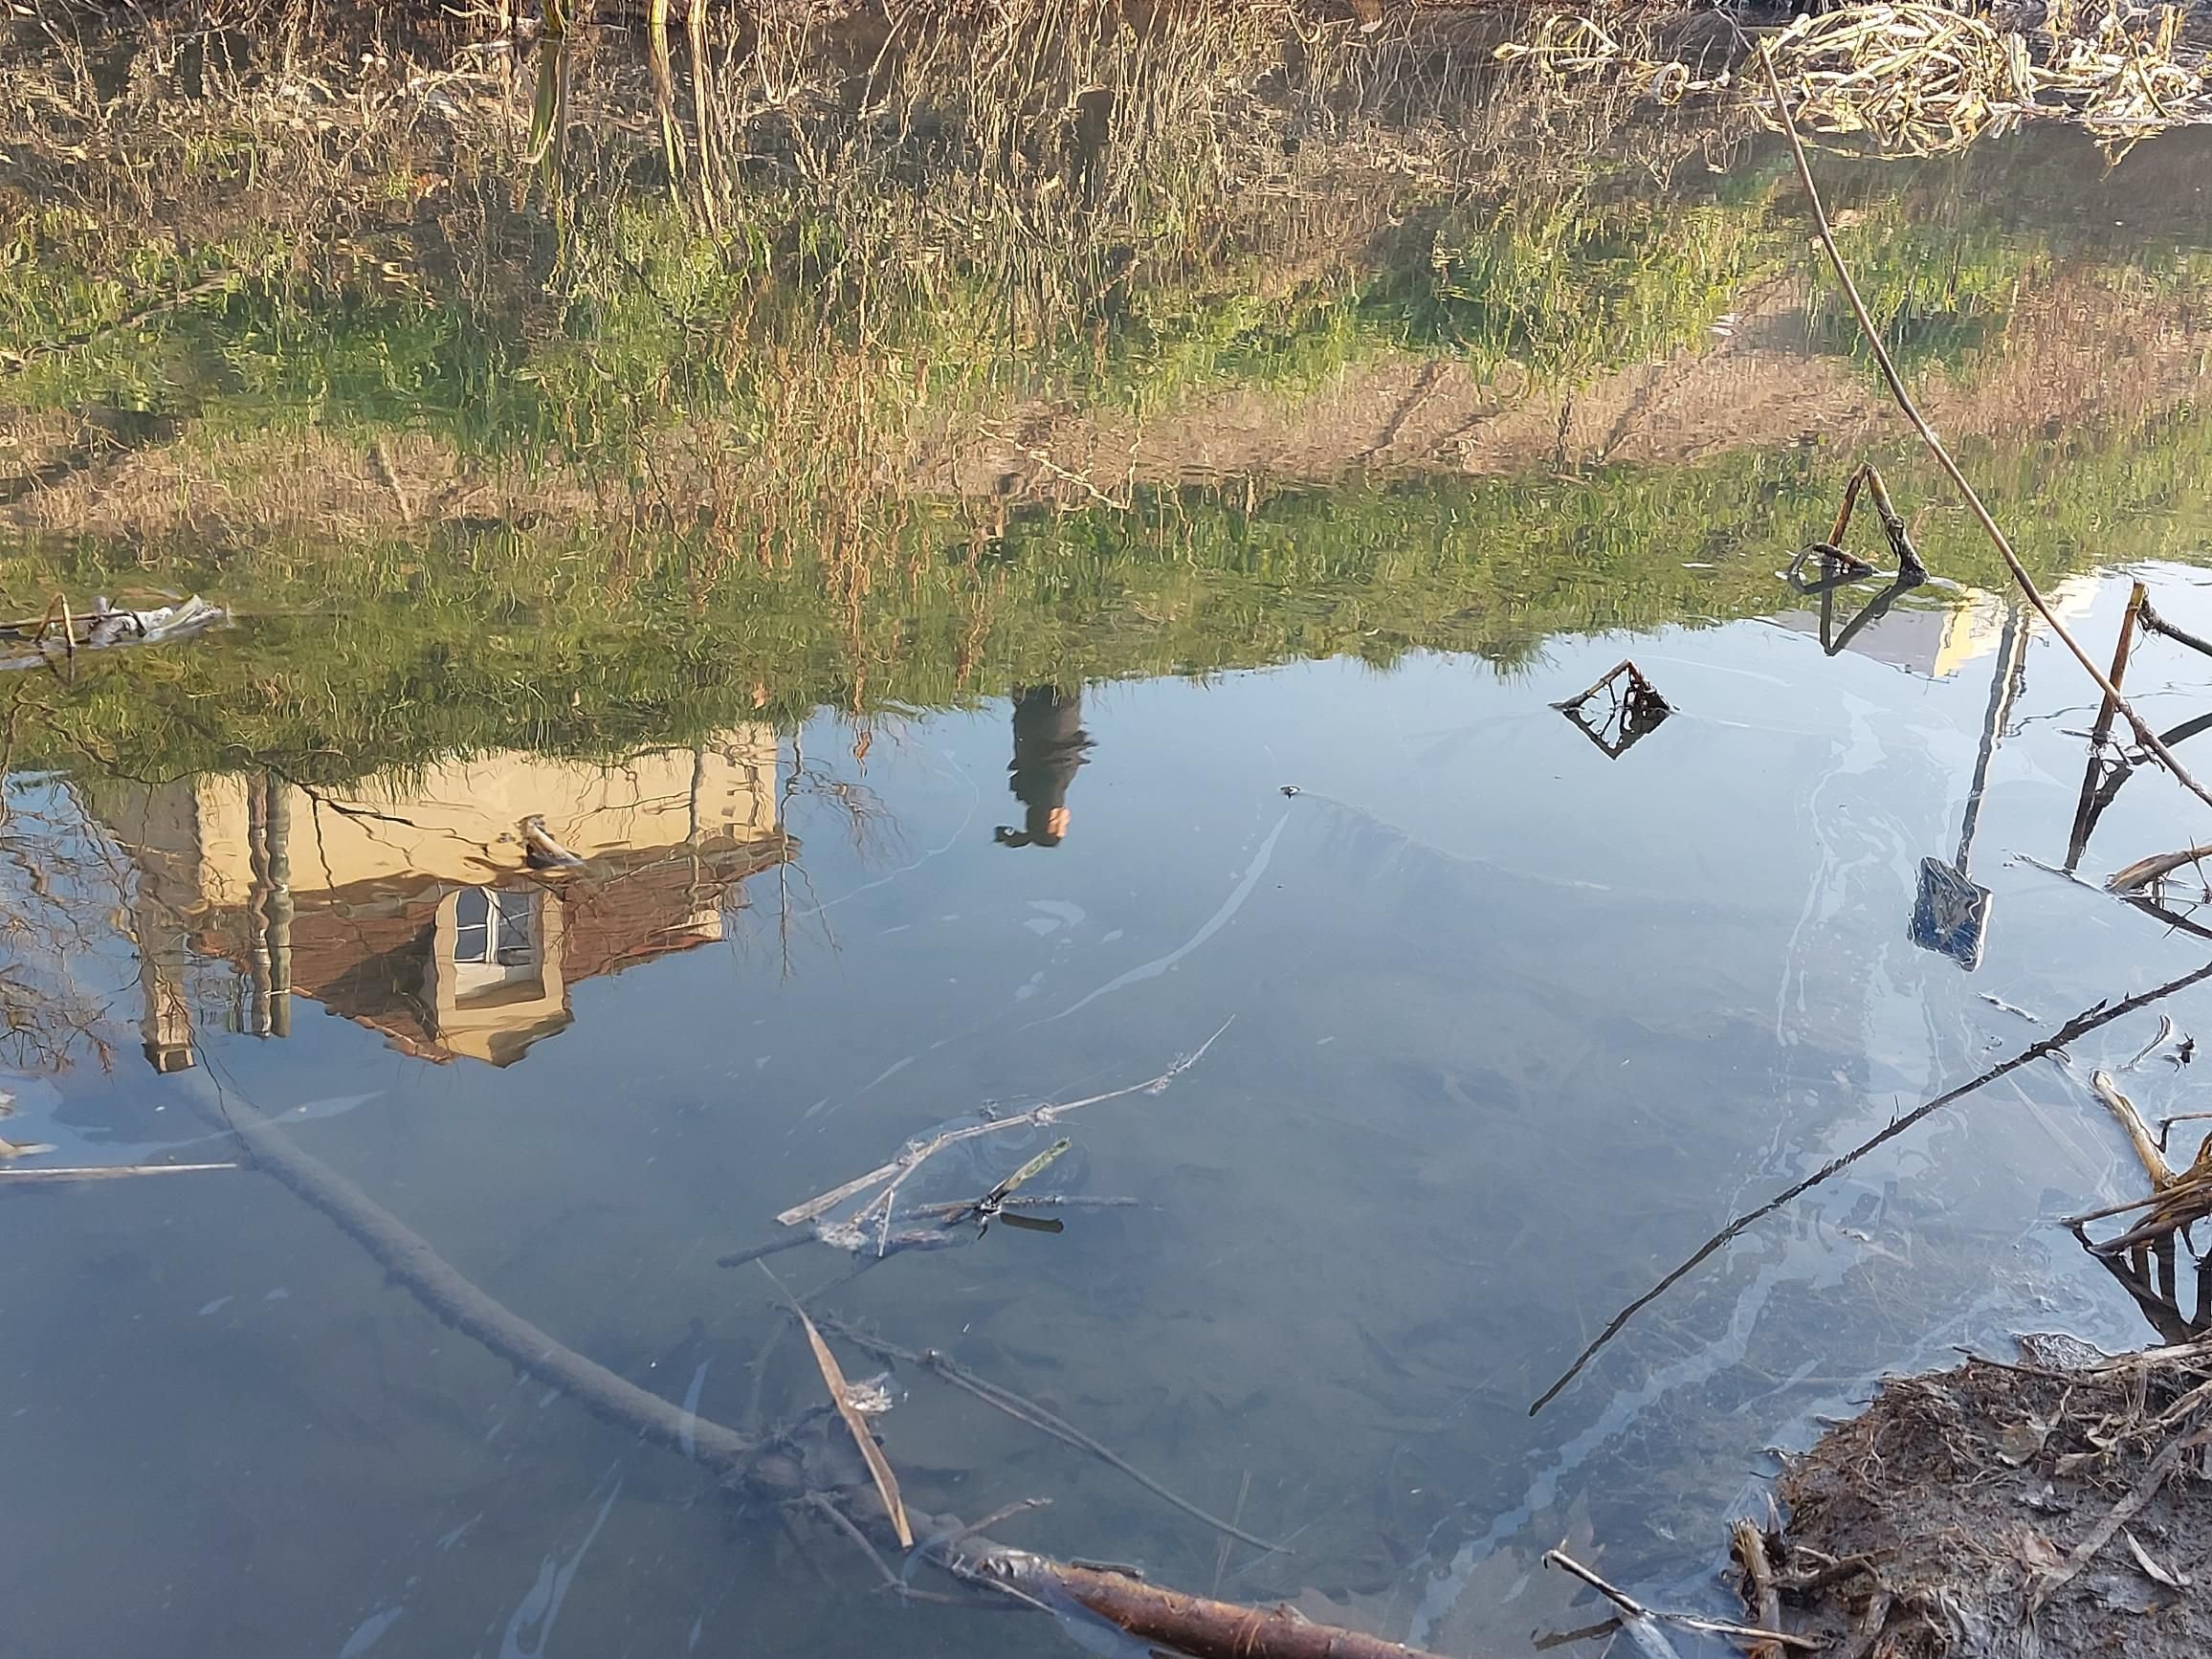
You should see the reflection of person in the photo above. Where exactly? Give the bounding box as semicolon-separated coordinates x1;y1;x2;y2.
994;686;1092;849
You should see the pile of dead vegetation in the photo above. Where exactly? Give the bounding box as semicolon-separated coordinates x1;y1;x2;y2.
1496;1;2212;154
1750;1336;2212;1657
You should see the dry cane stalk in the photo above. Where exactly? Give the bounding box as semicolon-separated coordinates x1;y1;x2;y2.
1757;43;2212;821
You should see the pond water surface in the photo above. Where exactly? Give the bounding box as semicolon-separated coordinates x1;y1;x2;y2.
7;64;2212;1659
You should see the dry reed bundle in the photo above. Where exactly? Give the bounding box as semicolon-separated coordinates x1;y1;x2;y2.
1758;1;2212;154
1494;2;2212;155
1491;13;1728;104
1756;3;2036;153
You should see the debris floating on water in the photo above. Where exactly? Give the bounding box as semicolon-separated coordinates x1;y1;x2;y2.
1553;658;1672;759
1;594;226;670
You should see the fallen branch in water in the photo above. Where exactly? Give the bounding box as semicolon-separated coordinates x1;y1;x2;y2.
1759;40;2212;822
812;1311;1283;1553
776;1018;1232;1253
154;1064;1441;1659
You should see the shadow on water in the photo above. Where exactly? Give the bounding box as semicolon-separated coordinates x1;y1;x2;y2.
11;5;2212;1658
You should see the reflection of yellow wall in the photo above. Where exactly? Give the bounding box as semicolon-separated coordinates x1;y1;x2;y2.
142;729;777;910
426;888;570;1067
1931;575;2101;680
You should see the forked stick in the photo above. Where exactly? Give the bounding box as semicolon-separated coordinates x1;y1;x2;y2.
775;1019;1233;1234
813;1312;1284;1553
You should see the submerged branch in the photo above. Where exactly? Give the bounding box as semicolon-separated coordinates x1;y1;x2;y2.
153;1065;1425;1659
812;1312;1284;1554
164;1068;758;1476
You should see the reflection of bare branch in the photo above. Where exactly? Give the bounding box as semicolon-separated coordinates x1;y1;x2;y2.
1532;957;2212;1414
786;740;904;865
0;767;136;1073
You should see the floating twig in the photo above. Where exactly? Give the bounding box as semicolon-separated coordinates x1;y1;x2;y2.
0;1161;239;1181
1537;955;2212;1411
760;1263;912;1548
775;1020;1232;1249
1541;1551;1683;1659
957;1137;1071;1237
715;1195;1138;1269
2109;843;2212;895
1552;659;1672;758
2121;1015;2177;1073
1544;1550;1820;1654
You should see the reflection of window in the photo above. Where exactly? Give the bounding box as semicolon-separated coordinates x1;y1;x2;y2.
453;888;536;966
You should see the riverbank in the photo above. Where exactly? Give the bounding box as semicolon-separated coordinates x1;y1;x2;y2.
1758;1338;2212;1657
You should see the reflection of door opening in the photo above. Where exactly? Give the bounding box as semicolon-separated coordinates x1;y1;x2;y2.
452;887;542;1001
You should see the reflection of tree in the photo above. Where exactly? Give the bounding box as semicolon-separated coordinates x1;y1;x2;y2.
0;775;128;1073
785;731;902;865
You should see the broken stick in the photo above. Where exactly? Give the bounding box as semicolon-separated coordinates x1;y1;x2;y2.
959;1551;1452;1659
775;1019;1231;1247
813;1312;1283;1552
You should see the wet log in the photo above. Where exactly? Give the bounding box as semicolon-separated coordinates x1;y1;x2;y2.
971;1551;1456;1659
165;1068;758;1478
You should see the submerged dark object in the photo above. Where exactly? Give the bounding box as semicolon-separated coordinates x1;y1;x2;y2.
1553;658;1672;758
1909;856;1993;971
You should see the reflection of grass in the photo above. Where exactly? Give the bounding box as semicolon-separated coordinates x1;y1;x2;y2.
9;400;2212;786
9;9;2212;798
1382;175;1793;379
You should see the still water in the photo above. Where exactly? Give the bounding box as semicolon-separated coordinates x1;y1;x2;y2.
11;572;2212;1655
7;47;2212;1659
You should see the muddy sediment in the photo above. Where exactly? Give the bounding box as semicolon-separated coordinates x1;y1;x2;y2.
1761;1340;2212;1659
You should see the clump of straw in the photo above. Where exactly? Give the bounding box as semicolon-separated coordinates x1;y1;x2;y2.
1757;3;2036;153
1492;14;1728;105
1495;1;2212;155
1758;1;2211;154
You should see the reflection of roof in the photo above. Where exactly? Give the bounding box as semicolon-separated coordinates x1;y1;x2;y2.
1771;588;1999;678
189;835;791;1066
89;729;788;1072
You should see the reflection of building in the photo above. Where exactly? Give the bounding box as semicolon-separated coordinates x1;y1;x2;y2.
93;733;790;1069
1773;574;2097;678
